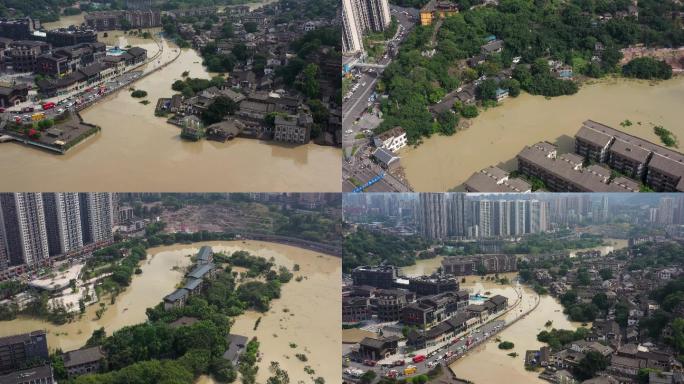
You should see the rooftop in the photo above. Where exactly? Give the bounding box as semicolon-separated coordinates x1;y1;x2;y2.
63;346;105;368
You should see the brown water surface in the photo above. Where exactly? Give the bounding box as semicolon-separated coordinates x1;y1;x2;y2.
402;77;684;191
0;240;340;384
451;275;583;383
0;41;340;192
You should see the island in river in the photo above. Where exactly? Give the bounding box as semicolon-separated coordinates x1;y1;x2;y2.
0;240;341;384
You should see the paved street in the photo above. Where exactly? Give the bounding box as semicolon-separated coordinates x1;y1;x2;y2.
341;6;418;192
343;285;536;383
0;36;178;127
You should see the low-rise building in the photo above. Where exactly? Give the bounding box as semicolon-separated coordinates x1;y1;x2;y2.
464;166;532;193
0;364;54;384
273;114;310;144
62;346;105;378
358;336;400;361
374;127;407;153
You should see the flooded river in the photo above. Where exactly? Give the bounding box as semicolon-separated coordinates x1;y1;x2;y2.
0;243;193;351
0;240;341;384
0;39;340;192
402;76;684;191
451;274;584;383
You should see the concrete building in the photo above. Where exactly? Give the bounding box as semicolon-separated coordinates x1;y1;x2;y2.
0;84;29;108
407;275;460;296
46;27;98;48
401;291;469;328
464;166;532;193
62;346;105;378
446;193;466;237
0;18;38;40
374;289;412;321
374;127;407;153
0;193;49;268
442;254;517;275
342;0;365;54
420;0;459;26
6;40;50;73
0;331;49;374
358;336;400;361
342;296;370;323
0;364;54;384
575;120;684;191
342;0;391;54
78;193;114;245
418;193;448;241
85;10;161;30
273;114;310;144
351;265;398;289
517;141;640;192
42;193;83;257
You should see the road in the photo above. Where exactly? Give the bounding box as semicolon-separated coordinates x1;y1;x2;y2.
343;320;506;382
341;5;418;192
342;6;418;130
0;35;174;125
343;284;538;383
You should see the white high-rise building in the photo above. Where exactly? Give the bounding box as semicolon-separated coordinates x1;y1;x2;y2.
79;193;114;244
342;0;392;54
365;0;391;32
510;200;528;236
0;193;49;267
43;193;83;256
657;197;675;225
342;0;364;54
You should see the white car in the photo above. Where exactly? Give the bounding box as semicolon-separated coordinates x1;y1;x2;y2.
345;129;353;134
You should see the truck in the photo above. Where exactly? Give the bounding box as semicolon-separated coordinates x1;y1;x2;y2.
31;112;45;121
42;102;55;110
412;355;426;363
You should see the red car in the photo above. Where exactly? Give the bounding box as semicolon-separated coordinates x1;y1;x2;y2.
412;355;426;363
393;360;405;366
42;102;55;110
363;359;376;367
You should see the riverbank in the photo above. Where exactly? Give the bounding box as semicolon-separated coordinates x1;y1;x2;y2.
449;276;583;384
401;76;684;191
0;44;341;191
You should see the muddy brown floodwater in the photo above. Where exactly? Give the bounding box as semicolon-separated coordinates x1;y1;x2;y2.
0;40;340;192
0;241;341;384
451;275;583;384
402;77;684;191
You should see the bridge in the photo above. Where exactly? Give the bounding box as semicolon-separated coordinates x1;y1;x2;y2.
353;62;387;70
